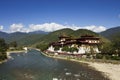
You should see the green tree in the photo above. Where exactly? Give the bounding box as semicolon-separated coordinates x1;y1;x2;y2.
9;41;17;48
62;46;70;52
54;46;60;51
36;44;48;51
69;47;78;52
0;38;8;60
62;46;78;52
100;42;114;55
112;38;120;57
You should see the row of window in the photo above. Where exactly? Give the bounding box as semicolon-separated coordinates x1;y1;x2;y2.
86;40;100;43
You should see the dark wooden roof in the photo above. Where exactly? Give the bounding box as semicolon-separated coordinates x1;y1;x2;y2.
50;35;101;46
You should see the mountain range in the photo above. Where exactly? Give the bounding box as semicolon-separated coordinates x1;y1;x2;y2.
0;31;46;46
0;26;120;47
100;26;120;41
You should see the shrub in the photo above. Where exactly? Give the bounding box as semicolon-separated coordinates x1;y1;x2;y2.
96;54;103;59
111;56;120;60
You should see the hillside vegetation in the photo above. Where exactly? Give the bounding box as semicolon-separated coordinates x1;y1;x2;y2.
0;31;46;46
100;26;120;41
35;28;109;51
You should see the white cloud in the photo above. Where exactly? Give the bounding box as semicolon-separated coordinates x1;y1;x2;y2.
28;23;106;32
9;23;107;33
10;23;24;32
29;23;67;32
0;25;3;30
84;25;106;32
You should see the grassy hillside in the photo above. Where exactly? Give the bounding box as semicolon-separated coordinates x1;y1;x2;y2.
34;28;109;48
34;28;74;45
16;34;45;46
72;29;98;38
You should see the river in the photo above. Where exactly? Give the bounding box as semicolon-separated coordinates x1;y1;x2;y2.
0;50;109;80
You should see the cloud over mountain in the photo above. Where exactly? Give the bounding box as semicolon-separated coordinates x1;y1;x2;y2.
9;22;106;33
0;25;3;30
29;23;66;32
10;23;24;32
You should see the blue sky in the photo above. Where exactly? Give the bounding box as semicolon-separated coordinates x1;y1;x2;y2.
0;0;120;32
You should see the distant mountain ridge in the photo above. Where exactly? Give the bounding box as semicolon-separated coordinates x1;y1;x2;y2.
0;31;46;46
29;30;49;34
100;26;120;41
1;26;119;47
0;31;9;39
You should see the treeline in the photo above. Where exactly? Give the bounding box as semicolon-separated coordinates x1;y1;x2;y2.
0;38;22;61
98;36;120;60
0;38;8;61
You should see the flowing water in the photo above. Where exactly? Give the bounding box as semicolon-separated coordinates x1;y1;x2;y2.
0;50;109;80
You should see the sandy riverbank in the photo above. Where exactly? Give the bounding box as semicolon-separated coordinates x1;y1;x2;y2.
88;62;120;80
68;58;120;80
41;52;120;80
68;59;120;80
64;58;120;80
